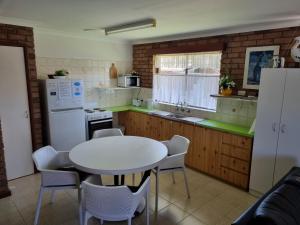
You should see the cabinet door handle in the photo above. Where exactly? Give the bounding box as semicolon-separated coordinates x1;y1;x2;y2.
280;124;287;133
272;123;277;132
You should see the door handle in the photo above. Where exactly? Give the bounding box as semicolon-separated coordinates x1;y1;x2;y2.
24;110;29;118
272;123;277;132
280;124;287;133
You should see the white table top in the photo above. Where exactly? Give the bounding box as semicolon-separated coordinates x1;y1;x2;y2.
69;136;168;175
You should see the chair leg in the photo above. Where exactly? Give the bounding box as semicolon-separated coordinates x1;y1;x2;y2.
50;190;55;204
182;168;191;198
132;173;135;185
171;172;176;184
34;187;44;225
78;187;83;225
155;170;159;213
128;218;132;225
84;211;91;225
146;191;149;225
79;204;83;225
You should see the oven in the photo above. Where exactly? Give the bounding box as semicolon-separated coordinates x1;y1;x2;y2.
86;118;113;140
85;109;113;140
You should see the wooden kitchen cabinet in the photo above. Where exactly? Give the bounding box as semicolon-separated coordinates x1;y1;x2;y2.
219;132;252;189
118;111;253;190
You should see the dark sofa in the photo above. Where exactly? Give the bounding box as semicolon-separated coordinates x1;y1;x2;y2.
232;167;300;225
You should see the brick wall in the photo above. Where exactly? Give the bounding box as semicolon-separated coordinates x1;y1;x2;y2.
0;121;10;198
133;26;300;89
0;24;42;197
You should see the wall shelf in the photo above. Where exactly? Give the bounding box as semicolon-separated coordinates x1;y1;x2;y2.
210;94;258;102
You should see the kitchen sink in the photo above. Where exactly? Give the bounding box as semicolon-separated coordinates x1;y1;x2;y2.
166;113;186;119
151;111;204;123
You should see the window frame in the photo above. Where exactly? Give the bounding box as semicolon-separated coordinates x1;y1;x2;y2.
153;51;222;111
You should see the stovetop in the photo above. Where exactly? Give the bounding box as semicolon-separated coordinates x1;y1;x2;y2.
85;108;113;120
84;108;107;113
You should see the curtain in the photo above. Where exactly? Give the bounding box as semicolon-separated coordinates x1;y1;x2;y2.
153;52;221;110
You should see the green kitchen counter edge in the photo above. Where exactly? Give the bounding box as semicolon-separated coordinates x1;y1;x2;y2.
106;105;254;138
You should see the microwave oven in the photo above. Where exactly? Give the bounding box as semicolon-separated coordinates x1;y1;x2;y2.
118;75;140;87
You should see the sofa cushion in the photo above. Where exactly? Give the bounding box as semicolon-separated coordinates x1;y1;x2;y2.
253;184;300;225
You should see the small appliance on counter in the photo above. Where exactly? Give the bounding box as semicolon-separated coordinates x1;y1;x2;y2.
118;74;140;87
40;79;86;151
84;108;113;140
132;98;143;107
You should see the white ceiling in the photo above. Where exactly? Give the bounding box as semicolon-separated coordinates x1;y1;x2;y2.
0;0;300;42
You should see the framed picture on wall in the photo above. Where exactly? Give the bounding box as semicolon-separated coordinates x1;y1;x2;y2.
243;46;280;89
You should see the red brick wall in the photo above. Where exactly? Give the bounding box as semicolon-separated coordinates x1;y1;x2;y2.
133;26;300;89
0;121;10;198
0;24;42;197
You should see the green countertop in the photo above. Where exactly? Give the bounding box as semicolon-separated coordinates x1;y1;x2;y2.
106;105;155;113
197;120;254;138
106;105;254;138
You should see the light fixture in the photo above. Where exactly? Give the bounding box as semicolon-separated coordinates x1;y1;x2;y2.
104;19;156;35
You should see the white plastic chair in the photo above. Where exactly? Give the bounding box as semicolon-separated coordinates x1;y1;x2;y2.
81;175;150;225
32;146;81;225
152;135;191;212
92;128;123;139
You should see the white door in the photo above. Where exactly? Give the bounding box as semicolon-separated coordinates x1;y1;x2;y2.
0;46;34;180
249;68;286;194
274;69;300;183
49;109;85;151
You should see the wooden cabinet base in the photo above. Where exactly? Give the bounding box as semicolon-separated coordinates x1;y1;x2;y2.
118;111;253;190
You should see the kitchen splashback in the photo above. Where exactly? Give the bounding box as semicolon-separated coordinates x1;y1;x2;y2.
36;57;133;107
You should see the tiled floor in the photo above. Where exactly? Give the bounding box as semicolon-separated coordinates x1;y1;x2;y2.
0;168;257;225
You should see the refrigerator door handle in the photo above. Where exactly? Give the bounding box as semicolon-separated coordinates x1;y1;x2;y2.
272;123;277;132
280;124;287;133
51;107;83;112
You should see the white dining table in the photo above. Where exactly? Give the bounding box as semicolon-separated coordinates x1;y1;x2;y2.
70;136;168;214
69;135;168;177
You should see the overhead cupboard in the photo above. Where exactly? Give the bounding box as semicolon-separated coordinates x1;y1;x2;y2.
250;68;300;195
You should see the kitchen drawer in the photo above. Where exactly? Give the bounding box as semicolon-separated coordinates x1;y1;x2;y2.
220;167;249;189
221;155;249;174
220;144;251;161
221;133;233;145
232;136;252;149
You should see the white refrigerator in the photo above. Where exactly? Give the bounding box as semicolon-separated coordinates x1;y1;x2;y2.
41;79;86;151
250;68;300;195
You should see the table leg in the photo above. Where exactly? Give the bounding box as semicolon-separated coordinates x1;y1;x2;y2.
114;175;119;185
121;175;125;185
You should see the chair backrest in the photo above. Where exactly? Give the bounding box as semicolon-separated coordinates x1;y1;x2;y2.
167;135;190;155
92;128;123;139
82;176;150;220
32;146;59;171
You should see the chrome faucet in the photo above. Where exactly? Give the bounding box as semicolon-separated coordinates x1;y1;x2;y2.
176;101;191;113
180;102;185;112
175;102;180;111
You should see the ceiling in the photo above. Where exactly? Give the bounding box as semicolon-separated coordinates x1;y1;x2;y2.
0;0;300;42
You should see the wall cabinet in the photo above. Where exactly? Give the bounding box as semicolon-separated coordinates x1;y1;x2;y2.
118;111;253;189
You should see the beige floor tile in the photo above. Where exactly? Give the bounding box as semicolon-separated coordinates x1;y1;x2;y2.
156;204;190;224
192;205;224;225
215;217;234;225
172;191;216;213
149;192;171;212
178;215;208;225
0;170;258;225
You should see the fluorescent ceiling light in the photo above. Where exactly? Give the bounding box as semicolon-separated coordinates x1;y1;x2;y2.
104;19;156;35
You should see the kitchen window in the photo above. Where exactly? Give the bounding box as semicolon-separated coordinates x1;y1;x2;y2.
153;51;221;111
